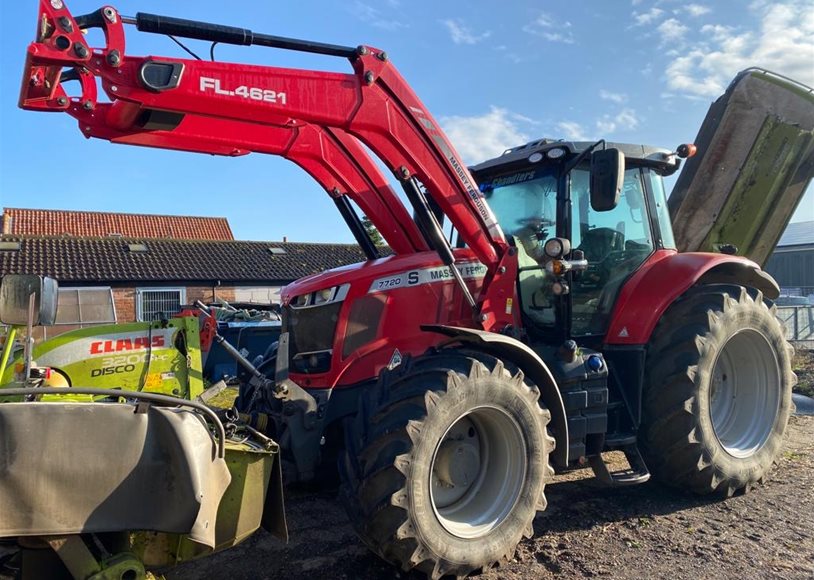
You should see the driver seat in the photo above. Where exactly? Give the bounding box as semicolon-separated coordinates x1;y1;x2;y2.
578;227;625;261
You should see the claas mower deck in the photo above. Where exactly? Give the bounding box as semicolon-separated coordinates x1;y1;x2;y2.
5;0;814;578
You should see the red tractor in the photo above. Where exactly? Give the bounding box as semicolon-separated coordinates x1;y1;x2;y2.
16;2;812;577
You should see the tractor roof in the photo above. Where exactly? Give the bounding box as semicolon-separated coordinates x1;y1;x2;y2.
470;139;680;176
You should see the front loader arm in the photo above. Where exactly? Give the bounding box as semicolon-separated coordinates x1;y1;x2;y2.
72;99;428;255
20;1;505;267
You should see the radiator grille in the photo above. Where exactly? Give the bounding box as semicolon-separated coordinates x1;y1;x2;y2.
283;301;341;373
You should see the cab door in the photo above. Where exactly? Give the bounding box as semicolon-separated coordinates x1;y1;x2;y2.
569;167;656;336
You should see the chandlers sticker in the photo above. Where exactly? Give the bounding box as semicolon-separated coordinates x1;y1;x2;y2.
368;261;487;293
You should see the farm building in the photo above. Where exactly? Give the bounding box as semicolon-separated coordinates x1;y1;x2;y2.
764;220;814;298
0;208;364;337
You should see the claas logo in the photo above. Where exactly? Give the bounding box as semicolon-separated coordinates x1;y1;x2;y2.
89;336;166;355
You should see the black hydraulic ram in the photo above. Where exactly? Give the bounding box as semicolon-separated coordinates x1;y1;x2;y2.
117;12;358;59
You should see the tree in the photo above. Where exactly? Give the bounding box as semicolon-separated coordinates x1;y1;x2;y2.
361;215;385;248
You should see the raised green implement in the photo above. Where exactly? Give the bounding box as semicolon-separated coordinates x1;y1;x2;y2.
670;68;814;265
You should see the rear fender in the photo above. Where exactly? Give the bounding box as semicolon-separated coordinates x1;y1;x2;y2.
422;324;569;466
606;250;780;346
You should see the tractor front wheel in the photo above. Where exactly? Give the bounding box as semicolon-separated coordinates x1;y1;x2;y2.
641;285;794;496
340;352;554;579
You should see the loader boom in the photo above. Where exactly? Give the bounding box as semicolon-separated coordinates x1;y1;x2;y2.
20;0;518;326
78;100;429;255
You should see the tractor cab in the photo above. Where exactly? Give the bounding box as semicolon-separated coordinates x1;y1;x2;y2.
471;140;684;343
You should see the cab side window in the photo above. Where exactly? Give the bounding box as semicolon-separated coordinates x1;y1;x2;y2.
570;168;654;335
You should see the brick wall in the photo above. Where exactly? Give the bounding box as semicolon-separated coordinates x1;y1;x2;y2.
112;287;136;322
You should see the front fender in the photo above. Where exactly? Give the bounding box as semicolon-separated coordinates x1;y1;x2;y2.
605;250;780;346
422;324;569;466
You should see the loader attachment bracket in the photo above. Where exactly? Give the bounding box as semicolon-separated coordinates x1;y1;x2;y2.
20;1;124;112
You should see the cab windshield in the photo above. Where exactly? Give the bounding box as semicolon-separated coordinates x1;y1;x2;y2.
480;167;558;238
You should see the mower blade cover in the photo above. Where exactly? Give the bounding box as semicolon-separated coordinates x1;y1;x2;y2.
669;68;814;266
0;402;231;549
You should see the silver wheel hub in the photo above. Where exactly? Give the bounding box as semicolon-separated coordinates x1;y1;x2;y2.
435;439;480;488
430;406;528;539
709;329;781;458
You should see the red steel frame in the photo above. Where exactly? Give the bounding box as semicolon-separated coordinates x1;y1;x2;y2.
20;0;518;330
82;102;429;255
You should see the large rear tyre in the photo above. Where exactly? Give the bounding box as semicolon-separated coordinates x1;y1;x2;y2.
340;352;554;579
641;285;794;496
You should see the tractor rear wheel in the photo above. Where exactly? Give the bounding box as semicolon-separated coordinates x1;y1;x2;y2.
641;285;794;496
340;351;554;579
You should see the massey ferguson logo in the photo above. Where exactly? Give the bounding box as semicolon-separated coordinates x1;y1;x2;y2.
89;336;165;355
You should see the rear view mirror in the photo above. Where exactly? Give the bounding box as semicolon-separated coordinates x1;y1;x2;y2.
590;148;624;211
0;275;59;326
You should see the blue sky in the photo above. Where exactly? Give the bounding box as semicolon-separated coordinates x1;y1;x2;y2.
1;0;812;243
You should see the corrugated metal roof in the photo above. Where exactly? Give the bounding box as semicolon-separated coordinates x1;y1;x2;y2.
0;235;366;284
1;208;234;240
777;220;814;247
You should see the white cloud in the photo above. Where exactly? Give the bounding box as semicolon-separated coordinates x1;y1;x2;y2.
440;107;531;164
442;19;491;45
351;1;406;31
658;18;689;45
599;89;627;103
665;0;814;98
523;13;575;44
685;4;711;17
631;8;664;27
596;108;640;134
556;121;590;141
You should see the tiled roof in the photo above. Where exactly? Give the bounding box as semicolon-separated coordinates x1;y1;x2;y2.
777;220;814;247
0;236;366;284
1;208;234;240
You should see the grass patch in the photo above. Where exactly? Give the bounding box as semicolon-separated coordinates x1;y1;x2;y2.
207;386;240;409
783;450;805;461
792;349;814;398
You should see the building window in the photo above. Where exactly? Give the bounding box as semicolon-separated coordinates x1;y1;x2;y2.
56;287;117;325
136;288;186;321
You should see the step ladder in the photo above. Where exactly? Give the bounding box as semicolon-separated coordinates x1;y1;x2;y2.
588;444;650;486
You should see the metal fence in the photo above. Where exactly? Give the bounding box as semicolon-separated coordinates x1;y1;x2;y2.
776;305;814;349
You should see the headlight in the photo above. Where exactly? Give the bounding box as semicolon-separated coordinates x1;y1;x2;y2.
544;237;571;259
313;287;335;305
290;284;350;309
546;147;566;159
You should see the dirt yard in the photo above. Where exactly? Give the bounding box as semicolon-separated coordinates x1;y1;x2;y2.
170;415;814;580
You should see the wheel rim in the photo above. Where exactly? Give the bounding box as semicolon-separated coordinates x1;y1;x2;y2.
709;329;781;458
429;406;527;539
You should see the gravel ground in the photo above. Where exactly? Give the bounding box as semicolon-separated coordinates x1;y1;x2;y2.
169;415;814;580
